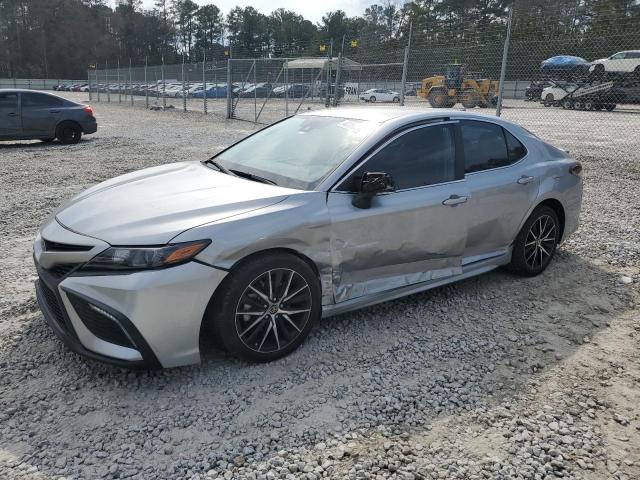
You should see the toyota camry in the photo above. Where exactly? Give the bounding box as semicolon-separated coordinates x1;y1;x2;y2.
34;108;582;368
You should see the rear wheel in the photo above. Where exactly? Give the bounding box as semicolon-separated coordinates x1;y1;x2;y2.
56;121;82;144
369;96;376;103
207;252;321;362
507;206;559;277
392;96;400;103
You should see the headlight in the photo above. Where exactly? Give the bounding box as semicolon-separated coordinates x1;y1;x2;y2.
81;240;211;272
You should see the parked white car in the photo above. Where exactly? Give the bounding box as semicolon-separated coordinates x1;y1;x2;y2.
541;84;577;104
359;89;401;103
589;50;640;74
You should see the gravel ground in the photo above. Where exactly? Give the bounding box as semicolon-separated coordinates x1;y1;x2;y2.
1;94;639;480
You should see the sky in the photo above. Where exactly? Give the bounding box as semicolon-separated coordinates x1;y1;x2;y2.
135;0;372;23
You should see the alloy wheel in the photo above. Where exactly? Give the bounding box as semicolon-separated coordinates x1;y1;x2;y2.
235;269;312;354
524;214;556;269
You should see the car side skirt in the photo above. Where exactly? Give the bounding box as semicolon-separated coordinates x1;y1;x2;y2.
321;248;511;318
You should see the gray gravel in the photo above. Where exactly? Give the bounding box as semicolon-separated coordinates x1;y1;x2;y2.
0;94;639;479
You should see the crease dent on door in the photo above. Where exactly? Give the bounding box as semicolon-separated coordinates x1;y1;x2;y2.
331;222;464;303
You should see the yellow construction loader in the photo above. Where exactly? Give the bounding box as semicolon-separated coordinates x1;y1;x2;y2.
417;64;499;108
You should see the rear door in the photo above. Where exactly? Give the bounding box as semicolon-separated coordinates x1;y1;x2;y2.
20;92;65;137
0;92;21;137
459;120;538;260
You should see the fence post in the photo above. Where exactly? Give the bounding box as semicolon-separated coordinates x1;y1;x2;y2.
88;69;92;101
226;58;232;119
106;61;110;103
202;51;207;115
253;59;257;122
496;8;513;117
285;59;289;116
182;55;186;112
400;22;413;107
333;53;342;107
144;56;149;109
96;64;100;102
129;58;133;106
117;59;122;104
162;56;166;109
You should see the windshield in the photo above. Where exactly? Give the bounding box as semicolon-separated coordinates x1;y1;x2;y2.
214;115;379;190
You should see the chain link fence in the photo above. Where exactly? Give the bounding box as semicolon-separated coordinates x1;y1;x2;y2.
81;2;638;157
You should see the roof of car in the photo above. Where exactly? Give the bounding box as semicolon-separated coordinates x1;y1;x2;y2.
301;106;504;123
0;88;61;94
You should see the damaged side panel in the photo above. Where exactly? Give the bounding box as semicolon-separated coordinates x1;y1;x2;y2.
327;183;469;303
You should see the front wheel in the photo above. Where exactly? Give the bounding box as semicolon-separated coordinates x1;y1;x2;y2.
207;252;321;362
393;97;400;103
369;96;376;103
506;206;559;276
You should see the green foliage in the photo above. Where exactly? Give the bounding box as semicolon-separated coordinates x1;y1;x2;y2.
0;0;637;78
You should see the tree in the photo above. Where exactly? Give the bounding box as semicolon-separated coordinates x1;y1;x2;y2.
226;6;269;56
172;0;198;58
195;4;223;57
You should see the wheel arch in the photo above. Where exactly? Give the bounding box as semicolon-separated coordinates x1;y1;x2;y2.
198;246;323;352
55;119;83;135
533;198;566;242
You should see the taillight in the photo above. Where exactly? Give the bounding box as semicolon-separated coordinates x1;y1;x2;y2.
569;163;582;176
83;105;94;117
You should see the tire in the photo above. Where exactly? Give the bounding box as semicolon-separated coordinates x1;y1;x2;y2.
461;90;480;108
573;100;585;110
428;89;449;108
543;93;554;107
561;99;573;109
392;97;399;103
506;205;559;277
56;121;82;145
592;64;605;78
584;100;594;111
207;252;321;362
369;96;376;103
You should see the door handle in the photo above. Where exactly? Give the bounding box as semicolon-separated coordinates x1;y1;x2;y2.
7;112;18;117
49;110;60;113
442;194;468;206
517;175;535;185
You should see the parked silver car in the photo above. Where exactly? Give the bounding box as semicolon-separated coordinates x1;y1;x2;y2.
34;108;582;368
0;89;97;144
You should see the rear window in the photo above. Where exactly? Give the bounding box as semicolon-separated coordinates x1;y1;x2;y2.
22;92;65;108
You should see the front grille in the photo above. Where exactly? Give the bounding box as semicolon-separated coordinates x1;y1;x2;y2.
40;282;67;330
48;264;78;279
42;239;93;252
67;293;135;349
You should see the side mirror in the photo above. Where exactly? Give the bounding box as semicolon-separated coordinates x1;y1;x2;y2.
352;171;395;209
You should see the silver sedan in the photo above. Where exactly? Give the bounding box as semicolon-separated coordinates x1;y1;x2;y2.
33;108;582;368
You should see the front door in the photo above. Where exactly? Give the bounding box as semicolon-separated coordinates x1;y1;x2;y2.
327;122;469;303
0;92;20;137
458;120;539;259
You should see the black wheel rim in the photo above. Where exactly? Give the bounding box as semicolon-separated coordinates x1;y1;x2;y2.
63;127;79;142
235;269;312;354
524;214;556;269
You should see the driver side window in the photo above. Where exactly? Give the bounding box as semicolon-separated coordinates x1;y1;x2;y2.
342;124;456;191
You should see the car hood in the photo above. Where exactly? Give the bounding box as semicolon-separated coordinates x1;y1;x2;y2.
55;161;295;245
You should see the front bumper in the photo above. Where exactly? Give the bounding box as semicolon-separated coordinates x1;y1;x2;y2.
34;221;227;369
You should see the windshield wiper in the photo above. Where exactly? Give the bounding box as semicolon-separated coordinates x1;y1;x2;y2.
203;158;234;176
229;169;278;186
